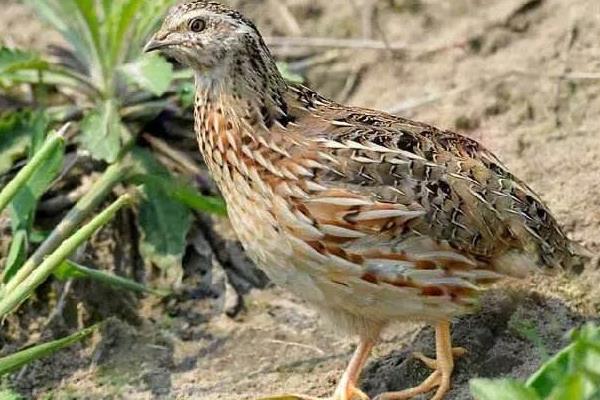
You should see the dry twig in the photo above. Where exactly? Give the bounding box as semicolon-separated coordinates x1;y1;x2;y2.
142;133;203;176
265;36;409;52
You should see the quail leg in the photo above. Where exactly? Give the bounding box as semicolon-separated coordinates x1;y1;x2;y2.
375;321;459;400
260;337;374;400
332;337;374;400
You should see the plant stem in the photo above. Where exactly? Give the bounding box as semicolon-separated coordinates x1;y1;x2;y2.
0;324;98;376
50;66;104;100
0;127;67;214
60;260;168;297
0;194;133;318
0;160;131;297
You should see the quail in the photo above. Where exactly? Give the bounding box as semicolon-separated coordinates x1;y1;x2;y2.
145;2;587;399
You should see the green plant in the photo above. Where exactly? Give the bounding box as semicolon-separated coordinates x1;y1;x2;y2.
470;323;600;400
0;0;226;385
0;132;152;380
0;0;225;295
0;0;301;387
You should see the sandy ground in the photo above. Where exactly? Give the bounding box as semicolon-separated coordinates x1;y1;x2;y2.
2;0;600;399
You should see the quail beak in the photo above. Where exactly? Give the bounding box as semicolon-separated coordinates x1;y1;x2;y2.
143;38;164;53
143;34;179;53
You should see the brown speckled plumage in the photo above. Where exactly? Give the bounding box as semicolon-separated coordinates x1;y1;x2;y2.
147;2;587;399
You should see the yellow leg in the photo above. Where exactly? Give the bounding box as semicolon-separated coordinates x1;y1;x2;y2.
257;337;374;400
375;321;460;400
412;347;467;370
333;337;374;400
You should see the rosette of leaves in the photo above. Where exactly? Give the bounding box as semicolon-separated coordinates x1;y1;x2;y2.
0;0;226;292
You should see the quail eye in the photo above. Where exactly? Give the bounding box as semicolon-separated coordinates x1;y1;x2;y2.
189;18;206;33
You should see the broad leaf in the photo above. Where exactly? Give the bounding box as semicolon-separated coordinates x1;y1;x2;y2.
526;342;572;398
130;148;192;277
526;324;600;399
79;100;124;163
0;111;40;175
547;374;591;400
472;324;600;400
138;183;192;275
120;54;174;96
0;390;24;400
470;379;540;400
0;47;48;76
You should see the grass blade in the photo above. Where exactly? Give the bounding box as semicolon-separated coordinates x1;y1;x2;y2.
106;0;144;68
130;174;226;216
54;260;168;296
25;0;103;87
0;325;97;376
0;194;133;318
2;230;28;284
0;47;48;75
0;125;66;214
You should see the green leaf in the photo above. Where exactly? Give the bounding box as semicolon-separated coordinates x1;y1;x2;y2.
128;146;225;215
4;155;64;280
127;0;178;60
0;47;48;76
0;389;24;400
104;0;144;68
9;126;63;231
79;100;124;163
3;230;28;284
277;62;304;84
548;374;597;400
25;0;104;86
523;323;600;400
139;183;192;271
54;260;167;296
130;148;192;273
0;194;133;318
526;342;573;396
120;54;174;96
0;123;63;216
0;69;87;93
470;379;540;400
0;325;97;376
0;111;47;175
0;113;61;283
130;174;226;216
177;81;196;109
